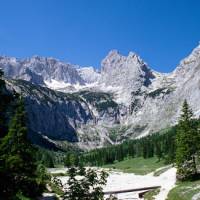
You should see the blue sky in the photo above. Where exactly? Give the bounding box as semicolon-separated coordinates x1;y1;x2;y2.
0;0;199;72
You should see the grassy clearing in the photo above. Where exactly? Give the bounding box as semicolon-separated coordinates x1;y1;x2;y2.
167;179;200;200
144;188;160;200
102;157;166;175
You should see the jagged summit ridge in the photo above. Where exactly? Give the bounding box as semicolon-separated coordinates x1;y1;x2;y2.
0;55;86;86
0;50;157;101
101;49;146;73
100;50;155;104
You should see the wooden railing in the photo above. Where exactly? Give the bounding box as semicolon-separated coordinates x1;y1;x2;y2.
104;185;161;195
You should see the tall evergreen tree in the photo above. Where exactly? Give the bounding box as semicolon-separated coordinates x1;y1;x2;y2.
0;98;45;199
41;151;54;168
64;153;72;167
155;142;162;161
176;100;200;180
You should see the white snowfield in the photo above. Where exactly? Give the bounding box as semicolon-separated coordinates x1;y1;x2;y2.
103;167;177;200
50;167;177;200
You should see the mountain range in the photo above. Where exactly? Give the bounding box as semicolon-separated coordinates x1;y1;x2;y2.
1;44;200;150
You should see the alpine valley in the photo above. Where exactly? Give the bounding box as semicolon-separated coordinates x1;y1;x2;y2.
1;44;200;150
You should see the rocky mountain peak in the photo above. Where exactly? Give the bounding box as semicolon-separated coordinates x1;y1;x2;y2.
171;43;200;82
100;50;154;90
101;50;147;73
128;51;145;65
106;49;121;57
101;50;124;73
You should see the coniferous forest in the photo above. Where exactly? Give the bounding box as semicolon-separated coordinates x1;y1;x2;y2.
79;101;200;182
79;127;177;166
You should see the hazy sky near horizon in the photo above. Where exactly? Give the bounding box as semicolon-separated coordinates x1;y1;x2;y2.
0;0;200;72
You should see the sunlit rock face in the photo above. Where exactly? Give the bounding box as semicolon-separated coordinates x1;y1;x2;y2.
0;56;85;85
2;44;200;149
101;50;154;88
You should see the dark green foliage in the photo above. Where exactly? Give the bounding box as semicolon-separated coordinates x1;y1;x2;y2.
80;127;177;166
64;167;108;200
76;90;118;112
96;100;118;112
50;177;64;196
64;153;80;167
0;99;46;199
36;148;54;168
36;164;51;186
0;71;16;138
77;91;112;103
35;146;81;167
176;100;200;181
148;87;173;98
155;141;162;161
64;153;72;167
40;151;54;168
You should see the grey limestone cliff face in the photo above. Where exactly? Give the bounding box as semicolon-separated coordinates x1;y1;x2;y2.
6;79;93;141
0;56;86;86
101;50;155;89
5;79;121;149
123;44;200;138
100;50;155;105
171;44;200;117
2;44;200;149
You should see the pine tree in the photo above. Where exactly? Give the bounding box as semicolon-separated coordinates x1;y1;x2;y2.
0;98;45;199
142;140;148;158
176;100;199;180
155;142;162;161
41;151;54;168
64;153;72;167
74;154;80;167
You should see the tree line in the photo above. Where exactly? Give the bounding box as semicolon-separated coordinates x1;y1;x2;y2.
79;127;176;166
79;100;200;181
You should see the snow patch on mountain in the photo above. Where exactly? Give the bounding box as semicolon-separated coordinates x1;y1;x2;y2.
77;66;101;83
